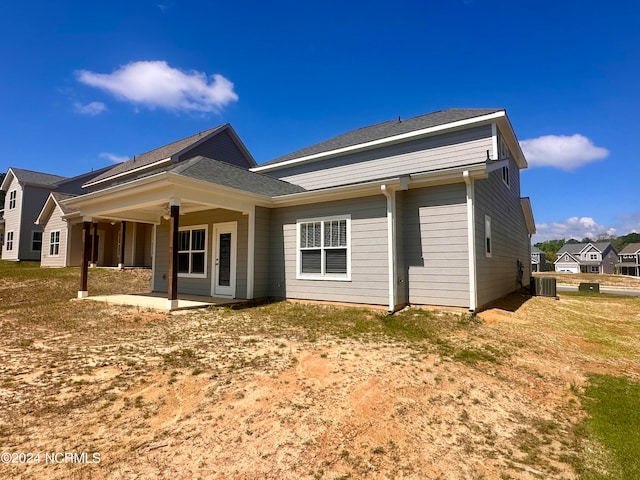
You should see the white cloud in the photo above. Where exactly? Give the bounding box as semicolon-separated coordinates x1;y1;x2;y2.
99;152;129;164
520;134;609;171
76;61;238;113
534;216;616;243
74;101;107;116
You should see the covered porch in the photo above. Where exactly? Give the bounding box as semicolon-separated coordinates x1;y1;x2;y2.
65;170;267;311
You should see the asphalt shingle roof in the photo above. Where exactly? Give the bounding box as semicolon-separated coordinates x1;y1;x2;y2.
619;243;640;254
8;168;67;187
557;242;613;254
51;192;78;215
169;156;305;196
87;125;226;185
262;108;503;166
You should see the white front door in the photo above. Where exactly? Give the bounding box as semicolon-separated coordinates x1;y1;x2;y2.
212;222;237;297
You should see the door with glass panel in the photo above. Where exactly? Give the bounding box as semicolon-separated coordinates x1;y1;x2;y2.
212;222;237;297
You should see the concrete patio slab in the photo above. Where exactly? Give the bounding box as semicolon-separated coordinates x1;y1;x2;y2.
78;292;244;311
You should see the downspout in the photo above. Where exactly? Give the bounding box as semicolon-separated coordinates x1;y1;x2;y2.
381;185;397;314
463;171;477;313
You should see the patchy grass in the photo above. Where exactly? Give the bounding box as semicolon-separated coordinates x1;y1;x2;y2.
575;375;640;479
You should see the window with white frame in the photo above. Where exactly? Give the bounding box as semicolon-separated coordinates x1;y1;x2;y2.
501;165;510;187
31;231;42;252
178;225;207;277
589;253;598;260
6;231;14;251
485;215;492;258
49;231;60;256
589;265;599;273
297;216;350;279
8;190;17;209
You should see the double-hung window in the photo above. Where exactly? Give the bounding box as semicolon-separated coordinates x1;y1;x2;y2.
178;225;207;277
6;231;14;251
297;216;350;280
50;231;60;256
8;191;16;210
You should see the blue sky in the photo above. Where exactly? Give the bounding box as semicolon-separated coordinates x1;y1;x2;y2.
1;0;638;242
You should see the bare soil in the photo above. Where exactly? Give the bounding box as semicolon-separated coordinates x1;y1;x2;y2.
1;270;640;479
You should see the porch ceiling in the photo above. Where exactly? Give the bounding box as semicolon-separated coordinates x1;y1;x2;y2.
66;174;266;224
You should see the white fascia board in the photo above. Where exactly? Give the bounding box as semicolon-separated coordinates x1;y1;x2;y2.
82;158;173;188
271;178;406;207
252;111;507;173
34;194;56;225
495;116;527;169
520;197;536;235
271;164;487;207
1;169;16;191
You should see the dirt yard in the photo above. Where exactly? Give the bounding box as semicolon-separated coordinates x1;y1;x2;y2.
1;267;639;479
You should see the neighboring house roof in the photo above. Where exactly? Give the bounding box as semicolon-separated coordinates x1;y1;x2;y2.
35;192;78;225
619;243;640;255
84;124;255;188
1;167;67;190
531;246;544;254
557;242;614;255
167;156;305;197
261;109;502;166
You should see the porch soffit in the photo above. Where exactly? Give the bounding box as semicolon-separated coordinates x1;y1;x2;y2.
67;175;263;223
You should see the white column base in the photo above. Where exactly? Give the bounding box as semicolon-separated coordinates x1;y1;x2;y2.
89;263;96;268
117;263;124;269
78;291;89;299
167;299;179;310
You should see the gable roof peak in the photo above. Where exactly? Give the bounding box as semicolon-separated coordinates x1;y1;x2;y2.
83;124;232;188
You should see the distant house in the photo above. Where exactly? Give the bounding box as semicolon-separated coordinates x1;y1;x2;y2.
0;168;68;261
64;108;536;312
616;243;640;277
531;246;547;272
554;242;618;274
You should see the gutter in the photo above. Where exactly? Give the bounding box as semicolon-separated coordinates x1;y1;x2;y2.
380;177;410;314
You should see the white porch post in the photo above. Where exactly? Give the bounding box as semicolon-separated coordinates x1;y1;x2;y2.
464;171;477;313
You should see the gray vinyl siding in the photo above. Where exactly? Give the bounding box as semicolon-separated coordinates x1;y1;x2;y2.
395;191;408;307
41;204;68;267
153;209;248;297
602;247;618;274
269;195;389;305
402;184;470;308
254;207;271;298
474;157;531;308
19;185;51;260
267;125;492;190
178;130;252;169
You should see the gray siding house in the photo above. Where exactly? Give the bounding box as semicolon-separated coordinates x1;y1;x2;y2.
554;242;618;274
617;243;640;276
1;168;67;261
64;108;535;312
531;246;547;272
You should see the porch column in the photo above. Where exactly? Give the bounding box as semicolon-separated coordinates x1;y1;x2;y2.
167;204;180;310
78;220;92;298
90;223;98;267
118;221;127;269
